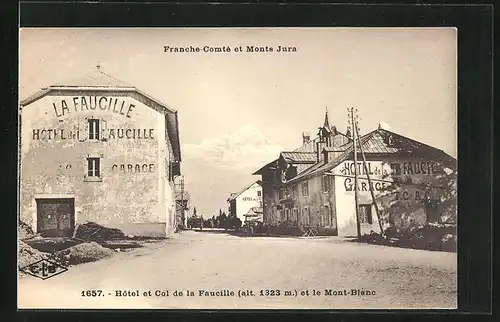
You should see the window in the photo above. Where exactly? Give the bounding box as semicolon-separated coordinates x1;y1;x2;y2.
323;206;331;227
388;135;394;146
284;187;290;199
359;204;373;224
279;210;286;222
88;119;100;140
278;189;284;200
257;190;262;197
302;208;310;226
87;157;101;177
322;176;330;192
390;163;401;175
384;135;394;147
302;182;309;196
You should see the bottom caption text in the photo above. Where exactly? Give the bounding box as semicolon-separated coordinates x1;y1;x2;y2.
81;289;377;298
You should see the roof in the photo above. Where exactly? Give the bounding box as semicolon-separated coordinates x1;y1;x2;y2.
245;207;263;216
280;151;317;163
323;146;347;152
292;130;351;154
53;69;135;88
20;69;182;162
252;158;279;175
293;140;317;153
228;180;262;201
323;108;331;130
286;128;457;184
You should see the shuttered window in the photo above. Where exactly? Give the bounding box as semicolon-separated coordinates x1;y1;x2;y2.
87;157;101;177
88;119;100;140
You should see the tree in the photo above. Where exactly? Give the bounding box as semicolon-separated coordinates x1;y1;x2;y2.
376;161;457;232
193;207;197;217
224;215;242;230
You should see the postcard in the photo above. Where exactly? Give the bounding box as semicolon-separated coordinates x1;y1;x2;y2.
18;27;457;309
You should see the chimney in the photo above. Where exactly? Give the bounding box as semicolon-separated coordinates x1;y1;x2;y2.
302;132;311;144
323;149;329;164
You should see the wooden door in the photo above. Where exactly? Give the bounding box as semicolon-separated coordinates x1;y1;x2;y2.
36;198;75;237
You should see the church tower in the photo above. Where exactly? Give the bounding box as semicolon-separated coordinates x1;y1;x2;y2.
318;107;333;147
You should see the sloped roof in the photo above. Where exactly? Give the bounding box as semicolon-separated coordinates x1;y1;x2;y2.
323;146;347;152
245;207;263;216
252;159;279;175
286;128;457;184
228;180;262;201
20;69;181;162
53;69;135;88
280;151;317;163
293;140;317;153
292;130;351;154
323;109;331;130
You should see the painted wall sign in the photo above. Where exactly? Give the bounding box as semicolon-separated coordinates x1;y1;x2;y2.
343;177;388;192
242;197;261;201
52;96;135;118
31;128;155;141
112;164;155;173
399;162;437;175
394;190;433;201
340;162;387;177
340;161;437;176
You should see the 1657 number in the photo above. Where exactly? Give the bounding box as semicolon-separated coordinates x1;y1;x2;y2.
81;290;104;297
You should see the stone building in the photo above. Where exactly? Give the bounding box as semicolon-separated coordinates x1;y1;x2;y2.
253;110;350;228
19;68;181;238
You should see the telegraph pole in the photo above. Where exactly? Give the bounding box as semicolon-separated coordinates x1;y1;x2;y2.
175;175;187;228
349;107;361;238
354;123;385;237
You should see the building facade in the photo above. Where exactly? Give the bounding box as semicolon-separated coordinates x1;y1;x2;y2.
227;181;263;224
255;124;457;237
253;110;350;229
19;69;182;238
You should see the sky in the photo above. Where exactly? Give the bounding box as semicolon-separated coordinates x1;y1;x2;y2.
19;27;457;216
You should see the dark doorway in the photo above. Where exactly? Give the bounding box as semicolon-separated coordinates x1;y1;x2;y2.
425;199;441;223
36;198;75;237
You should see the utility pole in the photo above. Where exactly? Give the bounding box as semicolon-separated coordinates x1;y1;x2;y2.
354;123;385;238
175;175;187;228
349;107;361;238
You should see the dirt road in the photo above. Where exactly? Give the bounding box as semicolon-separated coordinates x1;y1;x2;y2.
18;230;457;309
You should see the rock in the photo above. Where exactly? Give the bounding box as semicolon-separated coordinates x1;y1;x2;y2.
18;241;49;269
54;242;115;265
74;222;125;242
19;221;35;240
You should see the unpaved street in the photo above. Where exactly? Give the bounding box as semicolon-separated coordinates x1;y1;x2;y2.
18;230;457;309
